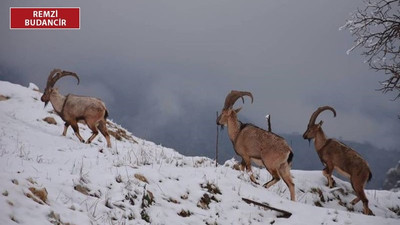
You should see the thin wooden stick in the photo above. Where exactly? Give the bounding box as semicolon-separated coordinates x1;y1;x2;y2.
215;111;219;167
266;114;271;132
242;198;292;218
268;115;271;132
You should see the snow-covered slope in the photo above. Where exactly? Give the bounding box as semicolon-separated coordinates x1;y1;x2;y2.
0;80;399;225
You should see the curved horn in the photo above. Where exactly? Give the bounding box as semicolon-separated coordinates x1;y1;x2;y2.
46;69;62;89
308;106;336;126
46;69;80;89
223;90;253;109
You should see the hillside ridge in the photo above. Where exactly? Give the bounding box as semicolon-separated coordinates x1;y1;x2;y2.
0;80;399;225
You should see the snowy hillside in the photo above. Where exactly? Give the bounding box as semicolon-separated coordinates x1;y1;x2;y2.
0;80;399;225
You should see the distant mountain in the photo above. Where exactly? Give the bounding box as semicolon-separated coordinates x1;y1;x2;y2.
383;161;400;191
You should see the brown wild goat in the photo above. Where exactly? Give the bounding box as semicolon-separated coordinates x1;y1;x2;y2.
41;69;111;148
303;106;373;215
216;90;295;201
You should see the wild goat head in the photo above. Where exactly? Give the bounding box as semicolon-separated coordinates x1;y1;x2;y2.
41;69;80;106
216;90;253;126
303;106;336;140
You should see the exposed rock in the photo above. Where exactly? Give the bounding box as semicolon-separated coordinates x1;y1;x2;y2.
201;182;221;195
178;209;192;217
74;184;90;196
43;117;57;125
166;197;180;204
180;192;189;200
232;163;242;171
0;95;10;101
115;175;123;183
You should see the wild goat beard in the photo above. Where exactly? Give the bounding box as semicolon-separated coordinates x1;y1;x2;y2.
219;125;225;130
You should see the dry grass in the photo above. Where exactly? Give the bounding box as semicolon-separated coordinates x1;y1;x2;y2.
388;206;400;216
107;121;138;143
26;187;48;205
310;187;325;203
201;181;222;195
134;173;149;184
178;209;192;217
141;189;154;208
197;193;219;210
165;197;180;204
74;184;90;196
48;211;73;225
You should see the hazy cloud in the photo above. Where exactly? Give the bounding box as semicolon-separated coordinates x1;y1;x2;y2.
0;0;399;151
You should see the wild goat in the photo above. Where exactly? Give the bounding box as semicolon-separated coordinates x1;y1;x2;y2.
303;106;373;215
40;69;111;148
216;90;295;201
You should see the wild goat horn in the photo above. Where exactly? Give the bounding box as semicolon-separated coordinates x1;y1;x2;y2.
223;90;254;109
46;69;80;89
46;69;62;88
309;106;336;125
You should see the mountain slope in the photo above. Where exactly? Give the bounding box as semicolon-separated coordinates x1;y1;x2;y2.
0;80;399;225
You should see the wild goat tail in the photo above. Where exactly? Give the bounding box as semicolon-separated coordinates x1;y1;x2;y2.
368;170;372;182
104;110;109;119
287;151;294;165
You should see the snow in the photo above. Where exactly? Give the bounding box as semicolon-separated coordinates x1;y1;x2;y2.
28;83;39;91
0;80;399;225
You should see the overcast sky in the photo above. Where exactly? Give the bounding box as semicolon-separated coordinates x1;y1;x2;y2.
1;0;399;151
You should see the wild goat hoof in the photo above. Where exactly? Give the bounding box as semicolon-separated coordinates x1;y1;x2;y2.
250;177;259;185
327;181;336;188
366;210;375;216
